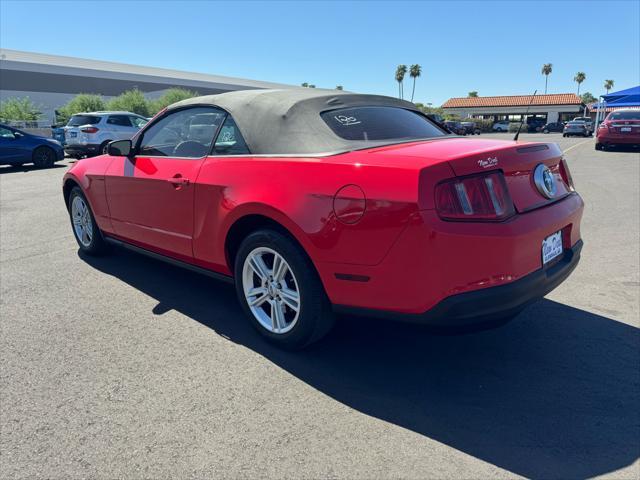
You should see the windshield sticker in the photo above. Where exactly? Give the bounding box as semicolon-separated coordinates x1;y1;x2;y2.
334;115;361;126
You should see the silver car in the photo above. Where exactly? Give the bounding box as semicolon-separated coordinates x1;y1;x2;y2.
63;111;148;158
563;121;590;137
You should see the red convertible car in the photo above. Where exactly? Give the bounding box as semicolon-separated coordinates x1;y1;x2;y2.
63;89;584;349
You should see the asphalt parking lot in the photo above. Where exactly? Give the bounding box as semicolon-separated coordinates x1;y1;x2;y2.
1;133;638;479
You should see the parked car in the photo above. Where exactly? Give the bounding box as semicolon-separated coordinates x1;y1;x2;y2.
444;120;466;135
541;122;565;133
461;121;481;135
63;111;148;158
572;116;594;134
596;109;640;150
526;118;546;133
63;89;583;349
0;123;64;167
492;120;510;132
563;121;590;137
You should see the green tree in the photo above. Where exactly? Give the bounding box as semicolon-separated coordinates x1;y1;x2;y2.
336;85;344;90
580;92;597;104
301;82;309;87
395;64;407;99
409;64;422;102
468;91;478;97
308;84;316;88
106;88;150;116
150;87;199;114
0;97;41;121
58;94;106;124
574;72;586;95
541;63;553;94
604;79;615;93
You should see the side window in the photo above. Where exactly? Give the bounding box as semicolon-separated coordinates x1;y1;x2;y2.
137;107;226;158
107;115;133;127
130;116;148;129
0;127;15;139
213;115;250;155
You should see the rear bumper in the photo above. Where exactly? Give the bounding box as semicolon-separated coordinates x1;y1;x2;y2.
64;143;100;156
319;192;584;320
334;240;582;326
597;132;640;145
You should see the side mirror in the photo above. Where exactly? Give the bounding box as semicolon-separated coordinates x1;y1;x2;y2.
14;132;24;139
107;139;133;157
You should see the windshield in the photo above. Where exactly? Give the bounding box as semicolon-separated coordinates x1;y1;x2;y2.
67;115;101;127
320;107;446;142
609;111;640;121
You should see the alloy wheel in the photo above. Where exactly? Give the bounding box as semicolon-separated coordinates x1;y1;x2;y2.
242;247;301;334
71;196;93;247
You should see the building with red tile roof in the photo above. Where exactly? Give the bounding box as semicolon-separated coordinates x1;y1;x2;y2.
442;93;585;124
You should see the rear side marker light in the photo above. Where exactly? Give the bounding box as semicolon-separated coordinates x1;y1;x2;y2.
435;171;515;222
81;127;99;133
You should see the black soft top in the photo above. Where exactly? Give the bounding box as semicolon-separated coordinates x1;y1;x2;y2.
167;89;424;155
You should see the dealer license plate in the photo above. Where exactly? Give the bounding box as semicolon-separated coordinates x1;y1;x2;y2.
621;127;631;132
542;231;563;265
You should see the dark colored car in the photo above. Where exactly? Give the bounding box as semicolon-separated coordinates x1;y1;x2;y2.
0;124;65;167
596;109;640;150
444;121;466;135
563;121;590;137
526;119;546;133
461;121;481;135
542;122;564;133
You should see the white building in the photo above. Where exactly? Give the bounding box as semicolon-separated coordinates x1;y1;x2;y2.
442;93;585;124
0;49;294;123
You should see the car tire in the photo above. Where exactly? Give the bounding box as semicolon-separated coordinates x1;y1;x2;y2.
234;229;335;350
595;143;602;150
68;187;109;255
100;141;112;155
32;146;55;168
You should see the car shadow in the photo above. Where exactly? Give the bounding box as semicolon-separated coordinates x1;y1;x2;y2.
602;145;640;153
0;163;66;174
80;248;640;479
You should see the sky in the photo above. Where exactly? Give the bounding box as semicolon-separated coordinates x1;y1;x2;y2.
1;0;639;106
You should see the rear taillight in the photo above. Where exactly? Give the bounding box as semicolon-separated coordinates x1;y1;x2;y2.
559;157;575;191
81;127;99;133
435;171;515;221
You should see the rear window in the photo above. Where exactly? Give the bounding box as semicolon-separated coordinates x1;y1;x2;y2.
320;107;445;142
609;111;640;121
67;115;101;126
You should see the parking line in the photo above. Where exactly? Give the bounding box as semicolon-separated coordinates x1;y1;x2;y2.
563;139;592;153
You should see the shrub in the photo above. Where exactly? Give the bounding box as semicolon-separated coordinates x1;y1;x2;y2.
58;94;106;124
106;88;150;117
0;97;41;121
509;122;526;133
149;88;199;115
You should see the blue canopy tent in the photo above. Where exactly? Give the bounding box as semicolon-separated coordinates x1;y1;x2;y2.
593;86;640;126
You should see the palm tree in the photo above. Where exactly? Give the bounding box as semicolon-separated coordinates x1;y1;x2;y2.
409;64;422;102
468;91;478;97
395;65;407;99
604;79;615;94
574;72;586;95
541;63;553;94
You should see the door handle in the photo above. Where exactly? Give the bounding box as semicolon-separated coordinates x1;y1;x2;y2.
167;175;190;187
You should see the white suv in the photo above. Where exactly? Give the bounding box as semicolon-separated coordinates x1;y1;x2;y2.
63;111;148;158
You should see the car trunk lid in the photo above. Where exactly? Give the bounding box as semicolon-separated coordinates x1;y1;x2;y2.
362;137;571;213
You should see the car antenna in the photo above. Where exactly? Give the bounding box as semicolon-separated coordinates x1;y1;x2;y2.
514;90;537;141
